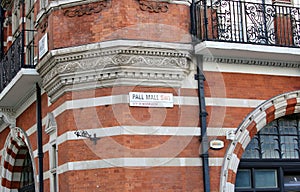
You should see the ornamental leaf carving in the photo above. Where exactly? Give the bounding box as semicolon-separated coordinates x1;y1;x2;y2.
138;0;169;13
42;53;189;86
64;0;109;17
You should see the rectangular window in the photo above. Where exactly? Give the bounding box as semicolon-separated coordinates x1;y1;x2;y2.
254;169;278;188
53;172;57;192
50;144;58;192
236;169;251;189
51;144;57;169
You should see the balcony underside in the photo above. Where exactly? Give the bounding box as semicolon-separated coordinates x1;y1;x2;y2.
0;69;40;107
195;41;300;64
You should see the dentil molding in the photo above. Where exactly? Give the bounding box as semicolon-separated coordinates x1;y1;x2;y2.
204;56;300;68
37;42;192;102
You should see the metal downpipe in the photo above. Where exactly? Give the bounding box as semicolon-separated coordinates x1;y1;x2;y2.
190;1;211;191
36;83;44;192
195;56;211;192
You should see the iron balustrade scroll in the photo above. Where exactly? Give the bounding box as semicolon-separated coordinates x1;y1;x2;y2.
194;0;300;47
0;32;35;92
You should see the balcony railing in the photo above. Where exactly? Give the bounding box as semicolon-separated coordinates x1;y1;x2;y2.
193;0;300;47
0;32;35;93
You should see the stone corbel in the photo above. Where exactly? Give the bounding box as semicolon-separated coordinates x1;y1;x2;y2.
0;108;16;131
137;0;169;13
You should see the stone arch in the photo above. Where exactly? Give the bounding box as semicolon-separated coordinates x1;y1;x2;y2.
220;90;300;192
0;127;37;192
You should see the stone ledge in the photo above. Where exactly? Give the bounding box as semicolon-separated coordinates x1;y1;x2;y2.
37;40;192;102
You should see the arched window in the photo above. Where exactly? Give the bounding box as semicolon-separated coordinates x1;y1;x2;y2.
235;114;300;192
19;151;35;192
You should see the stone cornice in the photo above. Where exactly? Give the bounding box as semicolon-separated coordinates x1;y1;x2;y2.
204;56;300;68
37;41;192;102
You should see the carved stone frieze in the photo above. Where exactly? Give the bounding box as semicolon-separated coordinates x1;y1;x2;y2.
37;44;191;102
138;0;169;13
64;0;109;17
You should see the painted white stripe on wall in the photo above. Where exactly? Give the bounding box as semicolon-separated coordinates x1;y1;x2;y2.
51;95;264;120
205;97;263;108
204;60;300;77
24;95;262;139
31;126;236;157
21;95;259;158
51;157;223;176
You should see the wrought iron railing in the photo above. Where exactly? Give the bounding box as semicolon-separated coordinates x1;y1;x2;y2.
0;31;35;92
194;0;300;47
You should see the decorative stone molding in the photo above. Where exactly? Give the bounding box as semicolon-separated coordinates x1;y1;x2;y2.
10;127;26;147
63;0;109;17
0;108;16;132
204;56;300;68
37;41;191;102
45;112;57;134
39;17;48;33
138;0;169;13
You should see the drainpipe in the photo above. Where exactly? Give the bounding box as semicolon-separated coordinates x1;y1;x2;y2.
190;1;211;192
195;56;210;192
21;0;25;67
36;83;44;192
0;0;4;59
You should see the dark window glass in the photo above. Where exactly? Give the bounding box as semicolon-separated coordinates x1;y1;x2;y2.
254;169;277;188
242;114;300;160
236;169;251;188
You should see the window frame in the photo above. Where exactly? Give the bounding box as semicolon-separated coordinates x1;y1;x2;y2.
236;114;300;192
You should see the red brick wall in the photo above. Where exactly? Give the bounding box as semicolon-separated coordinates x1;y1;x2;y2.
59;167;202;192
205;72;300;99
48;0;190;50
1;70;299;191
